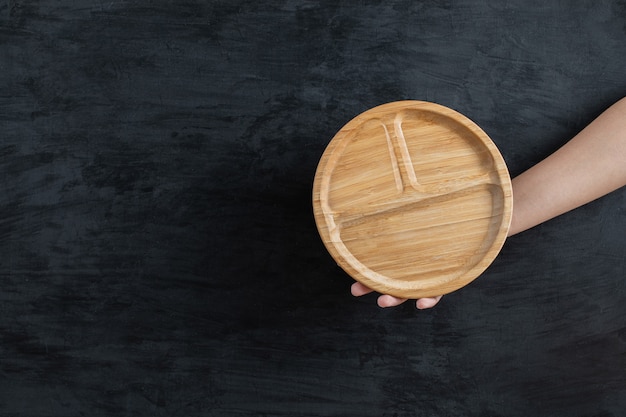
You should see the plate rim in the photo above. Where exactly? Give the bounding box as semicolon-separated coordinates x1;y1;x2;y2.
312;100;513;298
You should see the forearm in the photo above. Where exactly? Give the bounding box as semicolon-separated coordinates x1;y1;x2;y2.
508;97;626;236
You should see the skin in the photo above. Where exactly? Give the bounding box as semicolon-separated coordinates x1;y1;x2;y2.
352;96;626;309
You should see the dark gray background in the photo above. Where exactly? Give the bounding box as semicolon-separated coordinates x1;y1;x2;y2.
1;1;625;416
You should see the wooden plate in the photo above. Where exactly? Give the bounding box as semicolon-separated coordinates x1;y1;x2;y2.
313;101;512;299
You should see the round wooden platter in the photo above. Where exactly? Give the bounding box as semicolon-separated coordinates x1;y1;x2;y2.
313;101;513;299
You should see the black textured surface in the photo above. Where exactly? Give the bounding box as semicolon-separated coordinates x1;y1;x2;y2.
1;1;625;416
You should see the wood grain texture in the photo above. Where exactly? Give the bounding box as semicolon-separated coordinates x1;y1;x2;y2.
314;101;512;298
0;1;624;417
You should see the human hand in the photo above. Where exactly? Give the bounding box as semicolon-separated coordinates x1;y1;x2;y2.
351;281;443;309
351;96;626;311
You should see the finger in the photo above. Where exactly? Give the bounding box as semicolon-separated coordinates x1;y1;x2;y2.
377;294;408;308
351;282;374;297
416;295;443;310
